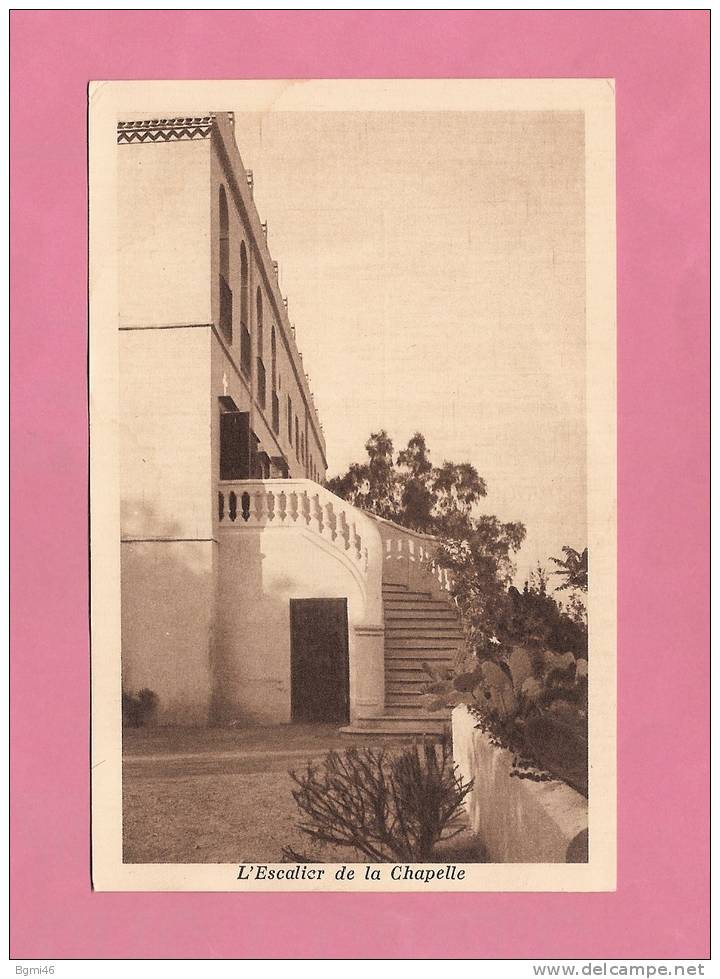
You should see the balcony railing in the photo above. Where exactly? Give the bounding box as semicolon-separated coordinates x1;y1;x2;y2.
217;480;382;598
257;358;266;409
219;275;233;343
271;392;280;434
240;322;252;378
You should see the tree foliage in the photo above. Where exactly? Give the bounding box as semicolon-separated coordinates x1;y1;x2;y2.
501;564;588;659
551;546;588;593
327;430;491;537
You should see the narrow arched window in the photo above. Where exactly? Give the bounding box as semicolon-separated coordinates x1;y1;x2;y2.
218;187;232;342
256;288;266;408
271;327;277;390
270;326;279;434
240;242;249;323
256;289;264;358
239;242;251;376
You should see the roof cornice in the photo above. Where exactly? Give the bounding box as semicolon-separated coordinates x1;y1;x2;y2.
117;114;234;144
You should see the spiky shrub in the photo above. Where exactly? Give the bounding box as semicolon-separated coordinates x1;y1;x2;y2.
283;737;473;862
121;688;158;727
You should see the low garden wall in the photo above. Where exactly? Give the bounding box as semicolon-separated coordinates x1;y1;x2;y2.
452;705;588;863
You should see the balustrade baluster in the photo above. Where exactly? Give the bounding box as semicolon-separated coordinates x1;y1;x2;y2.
339;512;350;550
278;491;287;522
313;494;324;533
301;491;311;525
289;492;299;522
325;503;337;540
229;491;237;522
253;490;265;522
241;491;251;522
267;491;275;522
218;492;224;522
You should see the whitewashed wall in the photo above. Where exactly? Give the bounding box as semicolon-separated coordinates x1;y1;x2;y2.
452;706;588;863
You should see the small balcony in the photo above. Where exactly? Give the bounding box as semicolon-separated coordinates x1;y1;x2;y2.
219;275;233;343
240;322;252;378
257;358;266;409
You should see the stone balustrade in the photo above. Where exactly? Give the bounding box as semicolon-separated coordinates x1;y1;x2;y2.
217;479;370;574
372;516;452;595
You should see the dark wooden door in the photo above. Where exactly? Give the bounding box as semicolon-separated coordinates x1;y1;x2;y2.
290;599;349;724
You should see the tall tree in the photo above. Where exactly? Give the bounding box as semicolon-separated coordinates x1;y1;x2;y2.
325;430;400;521
396;433;435;532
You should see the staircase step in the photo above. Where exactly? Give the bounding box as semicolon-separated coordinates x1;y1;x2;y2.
386;617;461;628
386;631;463;643
340;712;450;736
387;672;452;686
386;641;461;653
382;588;433;600
386;670;433;680
386;684;431;697
340;723;447;737
386;654;454;665
385;699;436;721
383;599;456;611
385;619;463;639
384;608;458;621
386;694;430;705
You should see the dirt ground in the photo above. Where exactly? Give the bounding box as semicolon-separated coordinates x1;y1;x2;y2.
123;724;461;864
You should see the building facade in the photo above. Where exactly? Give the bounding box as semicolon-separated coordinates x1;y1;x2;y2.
118;112;459;732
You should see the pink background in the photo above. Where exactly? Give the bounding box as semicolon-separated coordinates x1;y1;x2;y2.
10;10;709;960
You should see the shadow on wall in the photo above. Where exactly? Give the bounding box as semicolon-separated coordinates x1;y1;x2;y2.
213;517;382;727
121;498;379;727
212;529;293;725
120;499;217;726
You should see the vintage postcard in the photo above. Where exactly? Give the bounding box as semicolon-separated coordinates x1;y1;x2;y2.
89;79;616;892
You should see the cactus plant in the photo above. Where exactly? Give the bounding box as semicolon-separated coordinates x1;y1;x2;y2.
423;645;588;796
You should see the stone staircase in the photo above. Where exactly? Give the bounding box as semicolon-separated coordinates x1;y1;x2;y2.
342;581;464;736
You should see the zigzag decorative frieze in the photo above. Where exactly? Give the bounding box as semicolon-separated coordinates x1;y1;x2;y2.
117;114;231;144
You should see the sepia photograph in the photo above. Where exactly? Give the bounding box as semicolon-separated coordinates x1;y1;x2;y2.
12;8;709;964
90;79;616;891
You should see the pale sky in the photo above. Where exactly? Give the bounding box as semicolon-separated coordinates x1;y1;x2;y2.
233;109;586;583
